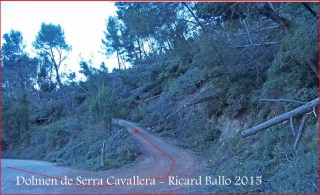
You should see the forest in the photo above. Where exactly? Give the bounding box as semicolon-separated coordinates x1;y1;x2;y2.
1;2;319;194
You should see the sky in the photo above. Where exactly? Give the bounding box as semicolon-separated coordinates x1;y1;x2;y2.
1;1;118;78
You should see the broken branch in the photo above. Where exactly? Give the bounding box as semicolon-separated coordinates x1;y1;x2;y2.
289;117;296;136
293;114;309;150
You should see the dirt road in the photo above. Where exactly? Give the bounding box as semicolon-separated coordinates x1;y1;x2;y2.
1;120;203;194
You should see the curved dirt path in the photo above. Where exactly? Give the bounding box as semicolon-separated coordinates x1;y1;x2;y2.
1;119;203;194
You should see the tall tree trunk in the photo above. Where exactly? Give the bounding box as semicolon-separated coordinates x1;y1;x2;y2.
302;3;317;18
120;55;126;70
182;2;205;32
259;3;292;33
137;38;143;60
116;50;121;70
182;2;231;80
49;47;62;87
53;62;62;88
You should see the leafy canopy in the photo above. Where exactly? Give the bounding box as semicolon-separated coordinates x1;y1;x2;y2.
33;23;70;51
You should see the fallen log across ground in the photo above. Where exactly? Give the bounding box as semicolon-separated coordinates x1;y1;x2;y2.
241;98;318;138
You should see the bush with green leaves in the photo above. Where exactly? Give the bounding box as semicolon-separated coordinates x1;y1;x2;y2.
89;85;116;135
223;77;255;118
2;95;31;150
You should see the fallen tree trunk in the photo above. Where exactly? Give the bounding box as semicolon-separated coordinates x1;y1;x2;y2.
143;93;167;102
235;41;277;48
241;98;318;137
259;98;306;104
